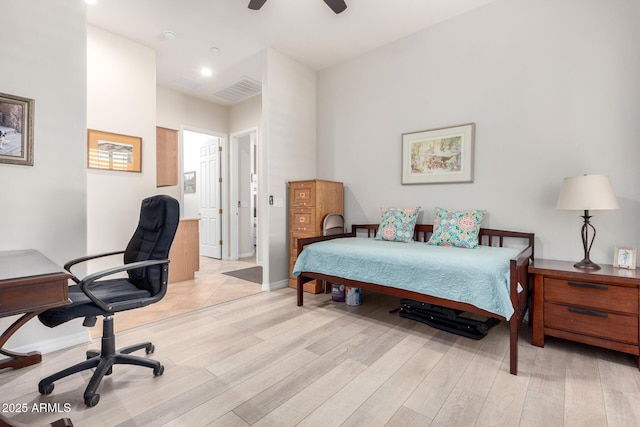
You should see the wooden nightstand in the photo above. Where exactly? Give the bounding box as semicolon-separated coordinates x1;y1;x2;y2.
529;259;640;369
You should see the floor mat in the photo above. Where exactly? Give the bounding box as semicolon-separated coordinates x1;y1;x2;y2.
222;266;262;284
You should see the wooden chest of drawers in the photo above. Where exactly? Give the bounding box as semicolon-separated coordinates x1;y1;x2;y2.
530;259;640;367
288;179;343;293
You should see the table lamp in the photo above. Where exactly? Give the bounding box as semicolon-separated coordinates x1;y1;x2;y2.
556;174;619;270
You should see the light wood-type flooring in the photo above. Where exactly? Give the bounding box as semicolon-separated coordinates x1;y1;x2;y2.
92;256;263;338
2;261;640;426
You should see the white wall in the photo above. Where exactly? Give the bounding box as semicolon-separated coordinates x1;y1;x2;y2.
238;134;254;257
157;86;229;133
230;95;262;262
262;49;317;288
229;95;262;134
0;1;88;351
317;0;640;265
86;26;158;262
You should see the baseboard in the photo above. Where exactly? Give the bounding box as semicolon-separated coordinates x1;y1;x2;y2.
264;279;288;292
239;251;255;259
9;331;90;355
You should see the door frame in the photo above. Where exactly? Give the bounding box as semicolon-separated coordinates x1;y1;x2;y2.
180;125;228;259
230;127;259;263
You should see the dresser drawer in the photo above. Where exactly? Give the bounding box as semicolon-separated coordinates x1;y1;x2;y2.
290;184;315;207
290;208;316;232
544;302;638;345
290;231;315;255
544;278;638;315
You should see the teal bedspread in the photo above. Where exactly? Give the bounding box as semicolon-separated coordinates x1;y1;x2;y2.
293;237;521;320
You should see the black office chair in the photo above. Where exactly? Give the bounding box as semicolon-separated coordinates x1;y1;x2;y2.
37;195;179;407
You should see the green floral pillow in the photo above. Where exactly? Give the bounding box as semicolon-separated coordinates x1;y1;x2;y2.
376;206;420;243
428;207;486;248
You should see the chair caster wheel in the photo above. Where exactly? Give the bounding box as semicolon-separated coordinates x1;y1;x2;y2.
85;393;100;407
39;383;54;395
146;344;155;354
153;364;164;376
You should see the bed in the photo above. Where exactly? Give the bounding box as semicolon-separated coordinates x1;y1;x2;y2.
293;224;534;375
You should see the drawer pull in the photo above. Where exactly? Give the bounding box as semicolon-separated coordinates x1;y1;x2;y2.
568;307;608;318
568;281;608;291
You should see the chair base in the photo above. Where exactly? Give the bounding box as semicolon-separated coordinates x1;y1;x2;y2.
38;316;164;407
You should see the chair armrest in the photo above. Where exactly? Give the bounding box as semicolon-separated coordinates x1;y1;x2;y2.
64;251;125;283
64;250;125;271
78;259;170;312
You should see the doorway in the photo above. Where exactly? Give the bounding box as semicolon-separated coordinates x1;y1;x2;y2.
182;128;224;259
230;128;259;263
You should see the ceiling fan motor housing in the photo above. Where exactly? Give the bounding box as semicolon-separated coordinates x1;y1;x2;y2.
248;0;347;14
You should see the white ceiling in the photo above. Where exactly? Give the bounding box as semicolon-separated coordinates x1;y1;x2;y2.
86;0;496;105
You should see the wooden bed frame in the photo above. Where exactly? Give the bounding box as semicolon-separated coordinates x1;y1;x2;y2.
296;224;535;375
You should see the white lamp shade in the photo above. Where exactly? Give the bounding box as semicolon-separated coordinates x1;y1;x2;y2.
556;175;619;210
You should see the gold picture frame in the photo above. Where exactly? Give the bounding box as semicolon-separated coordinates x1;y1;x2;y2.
0;92;34;166
401;123;475;185
87;129;142;172
613;246;637;269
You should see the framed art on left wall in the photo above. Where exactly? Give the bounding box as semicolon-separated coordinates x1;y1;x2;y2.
0;92;34;166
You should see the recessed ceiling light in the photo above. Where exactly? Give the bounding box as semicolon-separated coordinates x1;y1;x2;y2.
200;67;213;77
85;0;97;4
162;30;177;40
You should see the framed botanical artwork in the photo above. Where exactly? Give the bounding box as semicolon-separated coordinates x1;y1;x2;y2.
401;123;475;184
87;129;142;172
613;246;637;269
184;171;196;193
0;92;35;166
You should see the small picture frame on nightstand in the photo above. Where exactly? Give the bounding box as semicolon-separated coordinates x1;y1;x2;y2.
613;246;637;269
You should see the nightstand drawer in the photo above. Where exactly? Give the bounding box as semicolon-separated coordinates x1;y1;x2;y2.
544;278;638;314
544;302;638;345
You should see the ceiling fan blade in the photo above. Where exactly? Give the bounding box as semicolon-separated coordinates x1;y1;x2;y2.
323;0;347;14
248;0;267;10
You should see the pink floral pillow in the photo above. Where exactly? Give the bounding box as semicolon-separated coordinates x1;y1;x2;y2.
376;206;420;243
428;207;486;248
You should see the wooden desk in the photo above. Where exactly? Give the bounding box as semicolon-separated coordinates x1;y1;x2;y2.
0;250;71;371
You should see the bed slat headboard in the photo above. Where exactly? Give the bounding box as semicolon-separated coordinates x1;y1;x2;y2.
352;224;534;255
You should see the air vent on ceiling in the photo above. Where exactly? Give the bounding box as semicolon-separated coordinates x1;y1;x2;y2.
214;77;262;103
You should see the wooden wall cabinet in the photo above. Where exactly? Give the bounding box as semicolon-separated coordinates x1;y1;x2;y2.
156;126;178;187
288;179;343;293
168;219;200;283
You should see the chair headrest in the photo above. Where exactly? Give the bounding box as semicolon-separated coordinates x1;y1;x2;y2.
139;195;179;231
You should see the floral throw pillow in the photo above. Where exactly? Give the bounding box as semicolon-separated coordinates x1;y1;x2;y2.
376;206;420;243
428;207;486;249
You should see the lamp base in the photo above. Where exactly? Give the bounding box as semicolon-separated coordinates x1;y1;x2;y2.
574;259;601;270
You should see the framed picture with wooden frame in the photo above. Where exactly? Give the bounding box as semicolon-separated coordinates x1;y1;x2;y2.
613;246;637;269
0;92;35;166
401;123;475;184
87;129;142;172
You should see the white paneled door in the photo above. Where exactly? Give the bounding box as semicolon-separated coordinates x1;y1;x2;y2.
198;135;222;259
